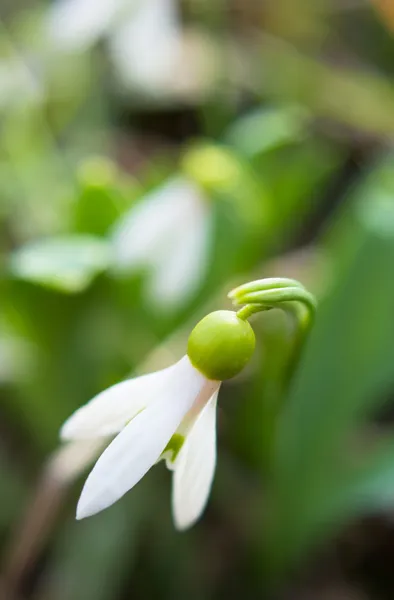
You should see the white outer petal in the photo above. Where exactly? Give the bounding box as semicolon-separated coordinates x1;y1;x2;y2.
146;196;212;308
172;387;220;531
61;363;178;440
47;0;121;50
111;175;212;308
110;177;192;270
76;356;207;519
48;439;107;484
109;0;181;93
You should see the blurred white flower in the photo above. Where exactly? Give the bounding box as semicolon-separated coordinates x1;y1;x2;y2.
47;0;211;98
110;176;212;309
108;0;181;95
47;0;120;50
61;355;220;530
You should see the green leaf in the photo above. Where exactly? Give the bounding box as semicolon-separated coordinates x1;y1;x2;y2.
260;36;394;136
10;235;111;293
39;495;143;600
72;157;140;236
338;437;394;515
265;159;394;574
224;105;309;158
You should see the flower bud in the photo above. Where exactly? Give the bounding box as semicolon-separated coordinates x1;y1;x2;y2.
187;310;255;381
181;144;241;193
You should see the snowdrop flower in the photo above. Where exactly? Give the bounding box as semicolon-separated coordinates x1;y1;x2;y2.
108;0;181;95
110;176;212;310
47;0;205;98
61;310;256;529
60;278;316;529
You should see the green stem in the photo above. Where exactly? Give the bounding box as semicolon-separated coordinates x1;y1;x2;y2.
234;286;315;384
235;303;271;321
232;278;315;334
229;278;317;467
233;285;317;320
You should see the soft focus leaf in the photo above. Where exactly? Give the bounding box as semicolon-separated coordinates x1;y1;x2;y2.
36;494;144;600
224;105;309;158
72;157;139;236
260;35;394;136
265;161;394;574
10;235;111;293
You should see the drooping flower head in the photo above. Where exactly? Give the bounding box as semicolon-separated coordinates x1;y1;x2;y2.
61;278;316;529
110;176;212;310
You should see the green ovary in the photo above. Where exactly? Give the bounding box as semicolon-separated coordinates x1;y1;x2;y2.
187;310;255;381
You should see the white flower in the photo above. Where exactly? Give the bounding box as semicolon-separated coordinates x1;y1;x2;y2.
47;0;185;97
47;0;121;50
61;307;256;529
110;176;212;310
108;0;182;95
61;356;221;530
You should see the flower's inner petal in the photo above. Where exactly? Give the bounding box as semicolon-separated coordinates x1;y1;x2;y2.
172;388;219;531
160;433;185;467
61;363;178;440
163;379;220;470
76;356;206;519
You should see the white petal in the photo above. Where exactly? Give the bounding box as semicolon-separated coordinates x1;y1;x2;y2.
76;356;206;519
109;0;181;93
110;177;192;270
142;179;211;308
147;196;212;308
111;175;211;308
61;364;178;440
47;0;121;50
172;388;219;530
48;439;106;484
163;379;220;469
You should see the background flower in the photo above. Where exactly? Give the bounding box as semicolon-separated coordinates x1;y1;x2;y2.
110;176;213;309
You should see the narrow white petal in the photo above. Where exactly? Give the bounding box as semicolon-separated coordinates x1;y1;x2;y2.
146;183;212;308
48;439;106;484
76;356;206;519
110;177;191;270
172;388;219;530
47;0;120;50
163;379;220;469
61;364;177;440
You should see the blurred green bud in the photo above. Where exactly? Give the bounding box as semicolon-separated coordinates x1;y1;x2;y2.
77;156;118;189
181;144;241;192
187;310;255;381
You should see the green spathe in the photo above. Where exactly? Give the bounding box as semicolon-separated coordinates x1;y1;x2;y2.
187;310;255;381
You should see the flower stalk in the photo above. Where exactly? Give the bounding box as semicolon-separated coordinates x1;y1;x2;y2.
229;278;317;466
229;277;316;382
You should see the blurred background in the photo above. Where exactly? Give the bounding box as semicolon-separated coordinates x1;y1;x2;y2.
3;0;394;598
